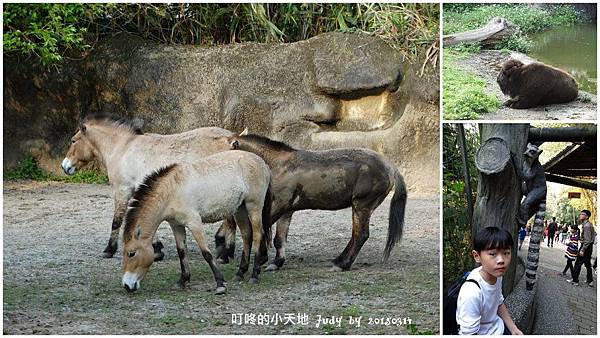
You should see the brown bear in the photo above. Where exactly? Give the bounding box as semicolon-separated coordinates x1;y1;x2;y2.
497;59;578;109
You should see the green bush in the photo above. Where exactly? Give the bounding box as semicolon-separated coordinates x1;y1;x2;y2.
4;153;108;184
443;51;499;120
49;170;109;184
4;153;47;180
3;4;106;66
4;3;439;68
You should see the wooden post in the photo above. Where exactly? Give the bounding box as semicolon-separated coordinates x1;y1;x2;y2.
472;124;529;295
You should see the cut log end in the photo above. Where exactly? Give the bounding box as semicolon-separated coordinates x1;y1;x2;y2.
476;137;511;174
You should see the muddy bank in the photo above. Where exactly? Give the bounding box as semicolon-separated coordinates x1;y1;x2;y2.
453;50;596;120
3;181;439;334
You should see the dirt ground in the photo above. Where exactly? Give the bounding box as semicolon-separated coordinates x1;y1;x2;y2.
452;50;597;120
3;181;439;334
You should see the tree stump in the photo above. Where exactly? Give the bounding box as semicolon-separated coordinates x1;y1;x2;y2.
443;17;516;47
473;124;529;295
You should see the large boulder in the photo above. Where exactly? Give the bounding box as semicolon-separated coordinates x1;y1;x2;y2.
4;32;439;194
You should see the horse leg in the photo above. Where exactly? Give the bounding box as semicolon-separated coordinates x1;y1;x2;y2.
266;211;293;271
169;222;190;288
233;207;252;281
215;217;237;264
332;207;372;271
103;193;128;258
186;217;226;295
247;204;266;284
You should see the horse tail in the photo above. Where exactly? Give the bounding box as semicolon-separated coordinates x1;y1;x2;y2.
383;170;407;263
262;177;273;248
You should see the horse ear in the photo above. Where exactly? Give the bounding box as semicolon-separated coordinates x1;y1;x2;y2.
231;140;240;149
135;227;142;239
240;127;249;136
79;123;87;133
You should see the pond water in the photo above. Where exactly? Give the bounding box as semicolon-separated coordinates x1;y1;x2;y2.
529;23;597;94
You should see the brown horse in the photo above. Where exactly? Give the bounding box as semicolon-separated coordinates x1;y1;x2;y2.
62;115;233;258
215;132;407;271
121;151;272;292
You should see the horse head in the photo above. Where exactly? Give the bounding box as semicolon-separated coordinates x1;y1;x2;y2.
121;225;155;292
61;122;99;175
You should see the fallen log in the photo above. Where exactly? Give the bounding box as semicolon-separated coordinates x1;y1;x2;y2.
443;17;516;47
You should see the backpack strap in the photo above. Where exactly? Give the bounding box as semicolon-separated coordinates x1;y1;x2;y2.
465;279;480;289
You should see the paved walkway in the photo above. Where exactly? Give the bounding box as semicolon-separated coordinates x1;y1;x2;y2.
518;236;597;335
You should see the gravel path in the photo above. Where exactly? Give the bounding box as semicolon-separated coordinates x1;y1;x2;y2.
518;236;597;335
3;181;439;334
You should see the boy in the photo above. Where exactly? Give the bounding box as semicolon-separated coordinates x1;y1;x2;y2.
456;227;523;335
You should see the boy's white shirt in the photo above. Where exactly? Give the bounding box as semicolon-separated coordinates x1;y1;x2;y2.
456;266;505;335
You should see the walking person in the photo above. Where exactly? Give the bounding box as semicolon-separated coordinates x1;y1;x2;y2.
568;210;596;287
518;225;527;250
547;217;558;247
560;223;569;244
559;224;579;278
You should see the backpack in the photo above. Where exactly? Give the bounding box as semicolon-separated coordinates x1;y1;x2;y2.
443;272;481;335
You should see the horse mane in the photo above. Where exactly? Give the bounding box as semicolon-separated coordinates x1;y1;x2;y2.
123;164;178;242
240;134;296;152
82;114;144;135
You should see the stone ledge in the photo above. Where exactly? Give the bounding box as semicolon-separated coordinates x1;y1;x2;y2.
504;256;536;334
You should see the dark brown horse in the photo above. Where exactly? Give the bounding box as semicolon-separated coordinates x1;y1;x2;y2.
215;133;407;271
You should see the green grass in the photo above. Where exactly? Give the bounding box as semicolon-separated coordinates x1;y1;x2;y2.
444;4;583;53
4;153;108;184
443;50;500;120
407;323;436;335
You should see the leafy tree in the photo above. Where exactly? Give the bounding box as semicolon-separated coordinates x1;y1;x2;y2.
443;124;480;289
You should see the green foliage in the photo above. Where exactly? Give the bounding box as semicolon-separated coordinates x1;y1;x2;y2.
407;323;435;335
49;169;109;184
4;153;108;184
4;3;439;68
3;153;47;180
444;4;584;53
443;124;480;289
3;4;106;66
443;50;499;120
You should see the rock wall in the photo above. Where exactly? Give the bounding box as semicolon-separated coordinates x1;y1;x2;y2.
4;32;439;194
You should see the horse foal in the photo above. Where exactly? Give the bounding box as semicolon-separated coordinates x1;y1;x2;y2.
121;150;272;293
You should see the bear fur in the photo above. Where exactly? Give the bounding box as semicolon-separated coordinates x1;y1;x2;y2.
497;59;578;109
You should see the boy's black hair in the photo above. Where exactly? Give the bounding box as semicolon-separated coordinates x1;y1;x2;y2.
581;209;591;217
473;226;514;252
570;224;579;230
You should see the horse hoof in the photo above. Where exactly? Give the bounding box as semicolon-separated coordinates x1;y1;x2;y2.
265;264;279;272
217;257;230;264
153;252;165;262
329;265;344;272
215;286;227;295
233;275;243;282
249;277;259;284
102;252;115;258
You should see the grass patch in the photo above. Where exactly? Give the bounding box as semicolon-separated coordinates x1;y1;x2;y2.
443;50;500;120
407;323;435;335
4;153;108;184
444;4;584;52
